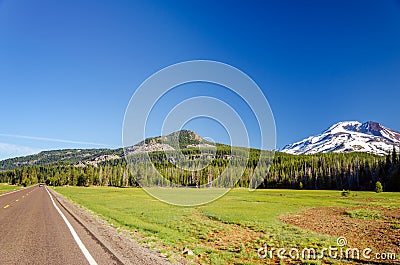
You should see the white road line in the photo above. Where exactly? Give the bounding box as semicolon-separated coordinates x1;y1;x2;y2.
45;187;98;265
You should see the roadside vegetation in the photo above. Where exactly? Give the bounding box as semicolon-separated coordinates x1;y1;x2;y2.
0;183;22;195
55;187;400;264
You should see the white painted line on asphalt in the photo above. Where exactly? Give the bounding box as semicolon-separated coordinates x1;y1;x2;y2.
45;187;98;265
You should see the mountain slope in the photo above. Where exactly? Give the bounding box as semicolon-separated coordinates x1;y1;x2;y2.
124;130;211;155
0;149;124;170
0;130;210;170
281;121;400;155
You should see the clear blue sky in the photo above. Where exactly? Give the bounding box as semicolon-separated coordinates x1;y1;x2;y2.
1;0;400;160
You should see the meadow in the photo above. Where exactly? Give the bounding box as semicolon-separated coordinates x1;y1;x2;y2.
0;184;22;195
54;187;400;264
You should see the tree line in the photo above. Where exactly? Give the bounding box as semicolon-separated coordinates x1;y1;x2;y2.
0;147;399;191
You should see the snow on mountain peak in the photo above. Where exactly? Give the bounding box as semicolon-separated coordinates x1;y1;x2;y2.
324;121;361;134
281;121;400;156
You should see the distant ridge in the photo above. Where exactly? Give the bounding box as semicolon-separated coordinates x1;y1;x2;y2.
281;121;400;155
0;130;211;170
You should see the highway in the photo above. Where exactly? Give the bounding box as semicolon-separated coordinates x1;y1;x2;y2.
0;185;122;265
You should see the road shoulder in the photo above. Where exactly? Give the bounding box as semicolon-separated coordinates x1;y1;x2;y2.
49;188;175;265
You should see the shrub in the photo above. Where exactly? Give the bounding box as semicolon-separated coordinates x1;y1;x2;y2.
375;181;383;193
341;190;351;197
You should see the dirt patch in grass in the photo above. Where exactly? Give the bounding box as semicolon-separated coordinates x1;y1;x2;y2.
280;206;400;262
202;225;265;263
185;212;270;264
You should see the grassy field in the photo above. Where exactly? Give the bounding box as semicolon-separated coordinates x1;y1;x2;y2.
54;187;400;264
0;183;23;195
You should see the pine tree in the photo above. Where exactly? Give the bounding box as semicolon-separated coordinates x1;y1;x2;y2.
392;146;397;165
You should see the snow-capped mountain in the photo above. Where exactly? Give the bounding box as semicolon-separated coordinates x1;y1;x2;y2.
281;121;400;155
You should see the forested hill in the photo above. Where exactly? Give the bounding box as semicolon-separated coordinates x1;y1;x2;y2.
0;130;205;171
0;148;123;171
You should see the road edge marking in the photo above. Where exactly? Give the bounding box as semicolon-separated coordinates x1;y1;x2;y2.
45;187;98;265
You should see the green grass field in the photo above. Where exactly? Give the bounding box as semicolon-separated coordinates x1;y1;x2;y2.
54;187;400;264
0;183;22;195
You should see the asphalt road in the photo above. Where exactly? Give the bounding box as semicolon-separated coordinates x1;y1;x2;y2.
0;185;121;265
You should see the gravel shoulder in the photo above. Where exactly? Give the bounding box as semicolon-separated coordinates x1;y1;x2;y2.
50;188;178;265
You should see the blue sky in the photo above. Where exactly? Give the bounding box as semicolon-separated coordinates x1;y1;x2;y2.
1;0;400;160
